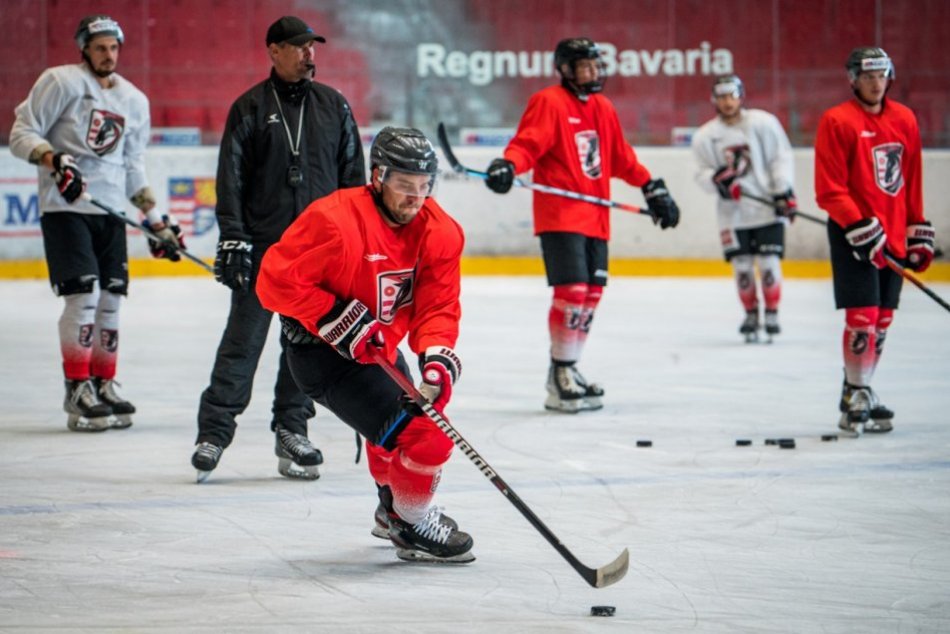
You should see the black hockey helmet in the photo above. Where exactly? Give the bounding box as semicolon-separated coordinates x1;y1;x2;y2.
711;74;745;99
75;15;124;50
846;47;894;81
370;126;438;176
554;37;606;95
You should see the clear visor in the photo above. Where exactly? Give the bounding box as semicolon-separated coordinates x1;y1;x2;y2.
861;57;890;72
713;82;742;98
378;166;437;197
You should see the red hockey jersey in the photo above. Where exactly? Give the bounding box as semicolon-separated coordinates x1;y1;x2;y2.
504;85;652;240
257;185;465;359
814;98;924;257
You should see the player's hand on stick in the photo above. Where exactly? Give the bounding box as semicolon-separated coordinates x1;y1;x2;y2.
318;299;384;364
417;346;462;412
214;239;252;293
642;178;680;229
143;214;185;261
51;152;85;204
712;166;741;201
485;158;515;193
772;189;798;222
845;217;888;269
906;221;936;273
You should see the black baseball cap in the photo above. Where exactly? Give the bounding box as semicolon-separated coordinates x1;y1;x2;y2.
266;16;326;46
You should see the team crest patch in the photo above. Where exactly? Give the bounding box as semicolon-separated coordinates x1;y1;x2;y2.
574;130;602;179
872;142;904;196
377;269;415;324
86;109;125;156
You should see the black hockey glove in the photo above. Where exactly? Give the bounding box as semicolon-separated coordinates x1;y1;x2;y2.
772;189;798;222
214;239;252;293
906;221;936;273
844;217;887;269
642;178;680;229
416;345;462;412
485;158;515;194
51;152;84;204
143;214;185;261
712;166;741;200
317;299;384;364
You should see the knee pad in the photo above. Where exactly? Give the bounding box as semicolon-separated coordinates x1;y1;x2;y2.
552;284;588;327
580;285;603;333
96;291;122;329
875;308;894;355
396;415;454;469
845;306;879;331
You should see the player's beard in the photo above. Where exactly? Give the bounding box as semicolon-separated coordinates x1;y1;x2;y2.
82;53;115;78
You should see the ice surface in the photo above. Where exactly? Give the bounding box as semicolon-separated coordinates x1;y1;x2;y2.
1;276;949;633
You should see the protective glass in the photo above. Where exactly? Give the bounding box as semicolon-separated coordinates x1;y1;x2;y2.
378;166;437;197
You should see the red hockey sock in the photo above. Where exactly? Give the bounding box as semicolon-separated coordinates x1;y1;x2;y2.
872;308;894;374
843;306;879;386
59;293;97;380
576;284;603;353
732;256;758;312
389;415;454;524
549;283;588;362
365;441;394;487
758;255;782;311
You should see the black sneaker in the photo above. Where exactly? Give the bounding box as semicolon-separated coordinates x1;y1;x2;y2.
389;506;475;563
275;425;323;480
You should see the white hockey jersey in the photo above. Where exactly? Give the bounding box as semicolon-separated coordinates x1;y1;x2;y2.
691;108;795;231
9;63;151;216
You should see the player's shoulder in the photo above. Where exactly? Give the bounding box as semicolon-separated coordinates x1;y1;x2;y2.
37;64;86;88
883;98;917;121
421;198;465;240
693;116;720;138
113;73;148;103
744;108;779;123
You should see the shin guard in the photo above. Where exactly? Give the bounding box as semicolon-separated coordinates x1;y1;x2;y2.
59;291;98;380
758;254;783;312
577;285;603;354
732;255;758;312
843;306;879;387
91;291;121;380
549;283;588;362
389;415;454;524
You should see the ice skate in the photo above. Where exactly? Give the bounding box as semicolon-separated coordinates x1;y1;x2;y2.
192;442;223;483
764;309;780;343
839;382;893;434
838;383;871;437
94;378;135;429
544;364;587;413
739;309;760;343
569;365;605;410
275;425;323;480
372;485;457;539
388;505;475;563
64;379;113;432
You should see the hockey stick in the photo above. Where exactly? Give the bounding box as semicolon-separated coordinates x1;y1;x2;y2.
884;254;950;314
436;122;650;217
81;193;214;274
368;346;629;588
738;190;828;226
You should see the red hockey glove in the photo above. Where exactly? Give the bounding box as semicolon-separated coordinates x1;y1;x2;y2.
318;299;384;364
51;152;84;204
772;189;798;222
712;166;741;201
906;221;935;273
143;214;185;261
844;217;887;269
417;346;462;411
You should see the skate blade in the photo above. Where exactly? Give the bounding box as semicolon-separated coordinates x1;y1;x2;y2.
67;414;111;432
110;414;133;429
195;469;212;484
371;524;391;540
278;458;320;480
544;395;583;414
582;396;604;410
863;419;893;434
395;547;475;564
837;415;861;438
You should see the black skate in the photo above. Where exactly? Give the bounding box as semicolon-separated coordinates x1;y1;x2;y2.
764;310;780;343
570;365;605;411
839;382;893;434
275;425;323;480
545;363;587;413
740;309;760;343
388;505;475;563
372;485;457;540
94;378;135;429
64;379;113;432
838;383;872;437
192;442;223;483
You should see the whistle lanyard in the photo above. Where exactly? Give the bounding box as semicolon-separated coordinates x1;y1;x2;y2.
272;87;305;157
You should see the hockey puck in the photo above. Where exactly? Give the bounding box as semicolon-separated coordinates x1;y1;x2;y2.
764;438;777;445
590;605;616;617
821;434;838;442
778;439;796;449
636;440;652;448
736;439;752;446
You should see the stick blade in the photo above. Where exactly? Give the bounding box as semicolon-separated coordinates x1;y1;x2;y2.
436;122;465;173
593;548;630;588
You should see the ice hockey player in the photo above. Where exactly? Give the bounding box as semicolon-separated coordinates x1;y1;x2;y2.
691;74;797;343
9;15;184;431
815;47;935;434
256;126;473;563
483;37;680;413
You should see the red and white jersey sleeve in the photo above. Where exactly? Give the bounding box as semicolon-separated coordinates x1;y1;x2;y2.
503;85;651;240
256;186;465;360
815;98;924;256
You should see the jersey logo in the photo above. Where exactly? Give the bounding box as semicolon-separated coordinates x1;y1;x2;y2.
860;130;876;138
568;116;581;124
872;142;904;196
377;268;415;324
266;113;280;124
85;109;125;156
723;143;751;176
365;253;388;262
574;130;602;179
